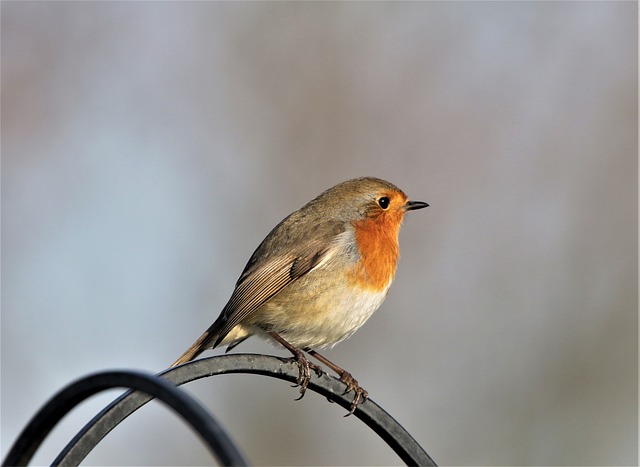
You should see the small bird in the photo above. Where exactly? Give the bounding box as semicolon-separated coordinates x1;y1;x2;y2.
171;177;428;413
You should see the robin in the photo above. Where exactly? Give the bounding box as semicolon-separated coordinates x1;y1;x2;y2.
171;177;428;413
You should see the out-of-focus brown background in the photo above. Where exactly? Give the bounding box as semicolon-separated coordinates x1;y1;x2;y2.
2;2;637;466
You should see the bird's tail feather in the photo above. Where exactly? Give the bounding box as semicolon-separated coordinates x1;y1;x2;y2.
170;330;215;367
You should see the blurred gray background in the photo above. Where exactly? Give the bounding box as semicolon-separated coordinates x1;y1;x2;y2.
2;2;637;466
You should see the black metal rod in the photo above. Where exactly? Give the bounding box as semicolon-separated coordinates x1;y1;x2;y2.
54;354;437;466
2;370;248;467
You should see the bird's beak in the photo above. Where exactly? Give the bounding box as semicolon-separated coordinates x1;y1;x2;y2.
404;200;429;211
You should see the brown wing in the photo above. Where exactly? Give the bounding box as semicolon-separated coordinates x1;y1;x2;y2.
170;219;346;368
212;236;337;347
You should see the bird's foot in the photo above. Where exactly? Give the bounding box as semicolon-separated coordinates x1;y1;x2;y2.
338;371;368;415
289;351;324;400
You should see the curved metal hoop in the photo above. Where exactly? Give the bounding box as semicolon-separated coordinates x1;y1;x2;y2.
5;354;437;466
54;354;437;466
2;370;248;467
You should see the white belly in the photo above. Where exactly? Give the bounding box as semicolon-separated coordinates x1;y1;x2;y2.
266;284;390;350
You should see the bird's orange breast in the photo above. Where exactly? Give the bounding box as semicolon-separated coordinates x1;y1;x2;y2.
348;211;403;291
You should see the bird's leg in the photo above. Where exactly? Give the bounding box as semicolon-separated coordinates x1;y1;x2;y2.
268;332;323;400
305;349;368;415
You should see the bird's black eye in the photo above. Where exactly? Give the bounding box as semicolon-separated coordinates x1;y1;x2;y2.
378;196;390;209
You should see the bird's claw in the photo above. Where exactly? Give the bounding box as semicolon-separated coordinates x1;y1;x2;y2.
286;346;367;415
290;354;323;400
339;371;368;415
